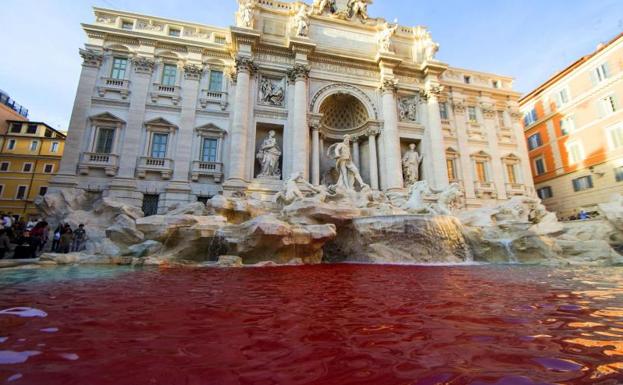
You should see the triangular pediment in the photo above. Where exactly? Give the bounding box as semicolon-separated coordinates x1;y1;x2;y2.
195;123;226;137
145;117;178;129
89;112;125;124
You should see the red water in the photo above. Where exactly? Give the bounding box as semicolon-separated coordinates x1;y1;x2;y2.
1;265;623;385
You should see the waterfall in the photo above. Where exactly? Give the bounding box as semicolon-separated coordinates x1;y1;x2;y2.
499;239;518;264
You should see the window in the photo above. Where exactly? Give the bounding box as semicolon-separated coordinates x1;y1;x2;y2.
566;141;584;164
169;28;181;37
555;88;570;107
50;142;59;153
111;57;128;80
492;80;500;89
475;161;488;182
162;64;177;86
523;108;538;126
150;133;168;159
95;128;115;153
16;186;27;200
537;186;553;200
439;102;449;120
506;163;518;184
599;94;618;116
7;139;16;150
572;175;593;192
44;164;54;173
30;140;38;151
10;123;21;133
534;157;546;176
26;124;38;134
44;130;52;138
608;126;623;149
527;133;542;150
468;106;477;122
23;163;33;172
464;75;471;84
560;116;576;135
446;158;457;181
121;20;134;30
201;138;218;162
0;185;3;197
142;194;160;216
497;111;505;128
39;186;48;196
214;35;226;44
0;162;8;171
208;70;223;92
615;166;623;182
593;63;610;83
197;196;213;205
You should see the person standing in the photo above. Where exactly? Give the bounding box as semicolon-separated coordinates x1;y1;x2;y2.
51;224;63;252
0;229;11;259
72;224;87;252
59;228;73;254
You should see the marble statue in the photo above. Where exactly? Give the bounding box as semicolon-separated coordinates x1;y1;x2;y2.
398;96;418;122
403;180;433;213
256;131;282;178
413;26;439;63
328;135;368;191
312;0;337;15
275;172;324;206
402;144;423;186
403;181;462;215
259;78;285;106
435;183;463;215
347;0;371;21
294;5;312;37
378;22;398;52
238;0;257;28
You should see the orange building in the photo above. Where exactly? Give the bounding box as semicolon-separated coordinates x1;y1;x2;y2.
520;33;623;219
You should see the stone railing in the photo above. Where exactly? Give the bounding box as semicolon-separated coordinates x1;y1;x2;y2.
191;161;223;183
97;78;130;99
78;152;119;177
474;181;497;199
150;84;181;105
506;183;526;196
136;156;174;179
199;90;228;110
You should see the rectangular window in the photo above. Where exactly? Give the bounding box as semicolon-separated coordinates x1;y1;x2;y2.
50;142;59;153
150;133;168;159
44;164;54;173
439;102;449;120
111;57;128;80
566;141;584;164
492;80;500;89
599;95;618;116
609;126;623;149
560;116;575;135
464;75;471;84
214;35;226;44
7;139;16;150
168;28;181;37
446;158;457;181
475;161;488;182
506;164;517;184
615;166;623;182
594;63;610;83
534;158;546;176
524;108;538;126
527;133;542;150
121;20;134;30
95;127;115;154
142;194;160;217
26;124;38;134
197;196;213;205
537;186;553;200
162;64;177;86
16;186;27;200
10;123;21;133
30;140;38;151
468;106;477;122
555;88;570;107
39;186;48;196
208;70;224;92
0;162;8;171
201;138;218;162
572;175;593;192
0;185;3;197
23;163;33;172
44;130;52;138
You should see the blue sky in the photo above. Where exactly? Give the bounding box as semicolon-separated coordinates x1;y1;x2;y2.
1;0;622;131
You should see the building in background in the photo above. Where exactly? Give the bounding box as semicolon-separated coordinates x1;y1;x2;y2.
520;33;623;219
0;120;66;220
0;90;29;148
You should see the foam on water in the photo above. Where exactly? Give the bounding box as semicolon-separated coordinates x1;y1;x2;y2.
0;307;47;318
0;351;40;364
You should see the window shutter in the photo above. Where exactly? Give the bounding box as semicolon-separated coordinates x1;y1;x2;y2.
587;176;593;188
590;70;599;86
603;62;610;78
572;179;579;192
613;95;619;111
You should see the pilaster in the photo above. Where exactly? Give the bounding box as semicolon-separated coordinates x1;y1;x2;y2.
421;71;449;190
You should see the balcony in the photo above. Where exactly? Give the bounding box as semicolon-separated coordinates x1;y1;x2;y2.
78;152;119;176
136;157;174;179
191;161;223;183
506;183;526;196
199;90;228;110
97;78;130;99
474;181;497;199
150;84;181;105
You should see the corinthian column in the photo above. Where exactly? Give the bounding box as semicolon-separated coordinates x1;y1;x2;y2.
226;57;256;186
380;79;404;191
289;64;311;180
368;129;379;190
423;83;449;189
311;125;320;185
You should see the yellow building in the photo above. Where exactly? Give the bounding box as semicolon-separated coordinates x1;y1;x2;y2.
0;121;66;220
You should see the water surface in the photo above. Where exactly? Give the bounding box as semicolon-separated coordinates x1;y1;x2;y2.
1;265;623;384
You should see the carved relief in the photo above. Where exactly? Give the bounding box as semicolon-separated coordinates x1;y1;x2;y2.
480;102;496;119
381;78;398;94
80;49;103;68
132;56;155;74
96;14;116;24
259;76;286;107
311;61;378;78
398;95;419;122
136;19;164;31
183;64;203;80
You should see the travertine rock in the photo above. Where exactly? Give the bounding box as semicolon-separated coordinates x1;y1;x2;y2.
217;255;243;267
126;240;163;258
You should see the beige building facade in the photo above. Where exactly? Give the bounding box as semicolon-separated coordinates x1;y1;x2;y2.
521;33;623;219
53;0;533;214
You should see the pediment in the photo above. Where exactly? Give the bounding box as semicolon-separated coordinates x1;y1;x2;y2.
90;112;125;124
195;123;226;137
145;117;178;130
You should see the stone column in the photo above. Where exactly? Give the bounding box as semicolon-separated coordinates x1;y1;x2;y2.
380;79;404;191
311;125;320;185
53;49;103;187
482;103;507;200
451;101;476;199
368;130;379;190
226;57;255;186
289;64;311;180
423;84;449;190
352;139;360;169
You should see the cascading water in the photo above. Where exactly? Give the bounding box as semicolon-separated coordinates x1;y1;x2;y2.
499;239;518;264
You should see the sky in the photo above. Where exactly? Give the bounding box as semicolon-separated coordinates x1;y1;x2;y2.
1;0;622;131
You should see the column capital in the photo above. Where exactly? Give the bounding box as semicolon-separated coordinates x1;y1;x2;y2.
366;127;380;137
235;57;258;75
183;63;204;81
79;48;103;68
288;64;311;82
380;78;398;94
132;56;155;74
420;84;444;101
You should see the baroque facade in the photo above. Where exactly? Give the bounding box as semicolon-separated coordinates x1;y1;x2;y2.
521;33;623;219
53;0;533;214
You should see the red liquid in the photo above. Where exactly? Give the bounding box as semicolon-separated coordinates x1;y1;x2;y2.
1;265;623;384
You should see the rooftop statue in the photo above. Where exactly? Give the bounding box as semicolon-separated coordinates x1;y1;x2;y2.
347;0;372;21
413;26;439;62
328;135;368;192
378;21;398;53
293;4;312;37
312;0;337;15
237;0;257;28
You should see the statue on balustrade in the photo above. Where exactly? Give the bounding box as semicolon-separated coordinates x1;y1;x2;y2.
237;0;257;28
256;130;282;179
327;135;368;192
260;78;285;106
294;5;312;37
378;22;398;52
402;143;423;186
347;0;371;21
312;0;337;15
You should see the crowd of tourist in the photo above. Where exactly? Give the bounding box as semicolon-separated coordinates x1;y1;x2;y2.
0;213;88;260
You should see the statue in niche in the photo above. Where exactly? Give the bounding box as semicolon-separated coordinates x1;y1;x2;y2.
402;143;423;186
398;97;418;122
256;130;282;179
312;0;337;15
378;21;398;52
413;26;439;62
237;0;257;28
347;0;371;21
294;5;312;37
327;134;368;191
259;77;285;106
